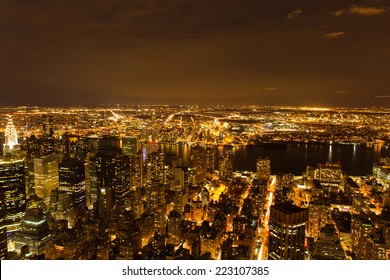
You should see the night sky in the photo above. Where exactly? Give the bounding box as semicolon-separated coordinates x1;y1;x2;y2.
1;0;389;107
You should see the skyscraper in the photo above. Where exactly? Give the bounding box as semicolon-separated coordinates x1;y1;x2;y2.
122;135;140;157
14;201;52;257
256;157;271;182
219;155;233;180
34;155;59;207
86;137;131;225
311;224;346;260
0;117;26;235
59;158;86;209
41;114;56;155
268;202;308;260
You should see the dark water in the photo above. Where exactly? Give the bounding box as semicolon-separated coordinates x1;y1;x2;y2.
152;143;390;176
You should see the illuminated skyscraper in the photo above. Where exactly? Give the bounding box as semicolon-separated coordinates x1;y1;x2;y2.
34;155;59;206
146;181;166;234
308;201;330;239
167;210;182;245
145;151;165;185
268;202;308;260
41;114;55;155
59;158;86;209
86;137;131;225
351;214;373;259
122;135;140;157
219;155;233;180
3;116;19;157
14;201;51;256
256;157;270;182
190;145;208;184
0;117;26;235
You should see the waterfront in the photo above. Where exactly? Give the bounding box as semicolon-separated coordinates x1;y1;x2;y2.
158;142;390;176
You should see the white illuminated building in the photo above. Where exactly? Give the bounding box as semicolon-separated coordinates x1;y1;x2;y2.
3;116;19;157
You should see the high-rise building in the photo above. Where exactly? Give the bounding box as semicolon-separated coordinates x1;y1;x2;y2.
144;151;165;186
167;210;182;245
0;117;26;235
311;224;345;260
351;214;373;259
146;181;166;234
59;158;86;209
130;151;144;189
219;155;233;180
86;137;131;225
268;202;308;260
41;114;55;155
34;155;59;206
122;135;140;157
14;203;51;256
308;201;330;239
256;157;270;182
190;145;208;184
3;116;19;158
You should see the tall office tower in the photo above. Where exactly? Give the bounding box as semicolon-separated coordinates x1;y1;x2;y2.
130;151;144;189
250;179;267;219
86;137;131;225
0;192;7;259
311;224;345;260
268;202;308;260
61;133;79;158
190;145;208;184
25;135;41;163
122;135;140;157
42;114;54;137
173;166;189;191
219;155;233;180
14;203;51;256
205;146;215;172
256;157;271;182
144;151;165;186
0;117;26;235
34;155;59;207
167;210;183;245
308;201;330;239
317;163;343;192
351;214;373;259
59;158;86;209
146;181;166;234
41;114;55;155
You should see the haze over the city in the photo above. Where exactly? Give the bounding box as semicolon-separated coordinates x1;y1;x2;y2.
1;0;389;107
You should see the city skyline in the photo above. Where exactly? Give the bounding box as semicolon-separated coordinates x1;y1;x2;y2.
1;0;390;107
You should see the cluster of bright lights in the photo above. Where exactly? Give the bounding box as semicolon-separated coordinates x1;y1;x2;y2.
5;116;18;150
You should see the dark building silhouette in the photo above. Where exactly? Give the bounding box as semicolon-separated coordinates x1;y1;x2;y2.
268;202;308;260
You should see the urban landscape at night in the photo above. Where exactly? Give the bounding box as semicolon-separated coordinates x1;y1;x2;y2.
0;105;389;260
1;1;390;271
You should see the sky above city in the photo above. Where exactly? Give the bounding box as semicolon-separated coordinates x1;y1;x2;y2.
1;0;389;107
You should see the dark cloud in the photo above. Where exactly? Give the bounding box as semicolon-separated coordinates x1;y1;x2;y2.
0;0;389;107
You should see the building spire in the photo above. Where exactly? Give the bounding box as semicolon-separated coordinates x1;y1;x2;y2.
5;116;18;150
